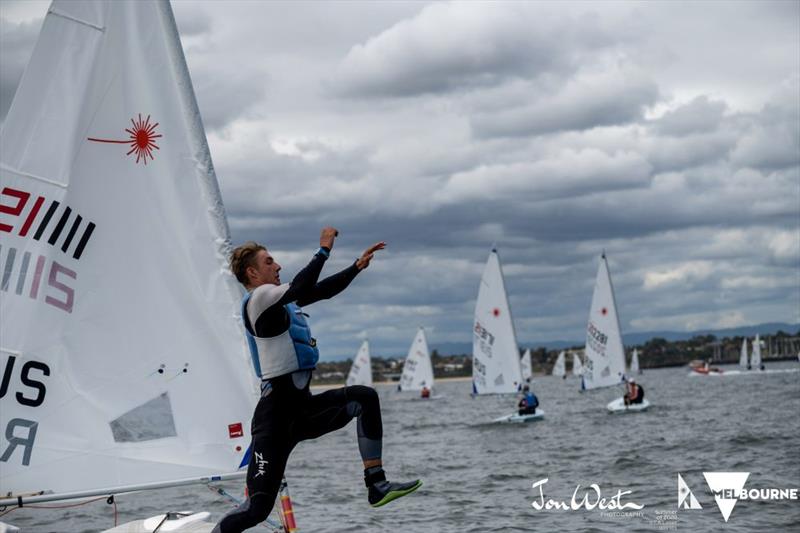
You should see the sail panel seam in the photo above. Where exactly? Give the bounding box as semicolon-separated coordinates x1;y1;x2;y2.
0;163;67;189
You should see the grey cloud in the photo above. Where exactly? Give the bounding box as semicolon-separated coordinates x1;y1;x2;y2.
172;4;212;37
191;64;267;131
329;2;619;99
651;96;727;136
730;82;800;171
470;68;659;138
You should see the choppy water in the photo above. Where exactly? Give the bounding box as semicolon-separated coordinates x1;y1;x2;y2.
5;362;800;532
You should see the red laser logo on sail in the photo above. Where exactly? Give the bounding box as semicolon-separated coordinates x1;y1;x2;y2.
87;114;162;165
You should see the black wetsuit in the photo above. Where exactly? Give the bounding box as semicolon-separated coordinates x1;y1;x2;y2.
214;251;383;533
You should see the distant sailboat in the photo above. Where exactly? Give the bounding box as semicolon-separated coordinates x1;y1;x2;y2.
572;352;584;377
552;351;566;379
399;327;437;398
581;253;649;412
346;340;373;386
751;334;763;370
521;348;533;383
472;249;524;395
740;338;750;370
630;348;641;375
473;249;543;423
0;0;296;530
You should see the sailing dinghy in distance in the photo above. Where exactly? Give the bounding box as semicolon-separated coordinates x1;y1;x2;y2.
552;351;566;379
520;348;533;383
399;327;440;399
581;253;650;413
630;348;641;375
346;340;373;387
473;249;544;422
0;1;294;531
572;352;584;377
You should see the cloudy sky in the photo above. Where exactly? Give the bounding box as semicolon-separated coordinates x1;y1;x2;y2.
2;0;798;359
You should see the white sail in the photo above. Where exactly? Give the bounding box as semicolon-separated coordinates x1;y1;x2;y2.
740;338;749;368
572;352;584;377
346;340;373;386
751;335;762;368
520;348;533;382
630;349;640;374
0;0;257;499
552;351;566;377
472;249;523;394
581;253;626;390
399;328;434;391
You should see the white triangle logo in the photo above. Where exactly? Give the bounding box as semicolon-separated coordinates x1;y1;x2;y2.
703;472;750;522
678;474;702;509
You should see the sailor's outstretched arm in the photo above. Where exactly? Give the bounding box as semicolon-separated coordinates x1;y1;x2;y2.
297;241;386;306
272;227;338;305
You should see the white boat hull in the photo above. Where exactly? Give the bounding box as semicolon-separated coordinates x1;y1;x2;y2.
607;397;650;413
493;410;545;423
103;512;215;532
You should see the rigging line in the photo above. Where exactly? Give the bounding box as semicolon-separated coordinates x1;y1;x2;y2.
0;495;108;517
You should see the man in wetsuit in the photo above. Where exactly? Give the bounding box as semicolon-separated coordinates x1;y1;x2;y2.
623;378;644;406
214;228;421;532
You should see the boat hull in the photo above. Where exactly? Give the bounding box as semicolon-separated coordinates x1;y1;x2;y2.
606;398;650;413
493;410;545;423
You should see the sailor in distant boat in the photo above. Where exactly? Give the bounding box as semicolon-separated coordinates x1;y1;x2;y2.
420;383;431;399
623;378;644;406
214;228;421;533
518;385;539;415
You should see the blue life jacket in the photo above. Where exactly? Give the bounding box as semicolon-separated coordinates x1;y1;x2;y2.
241;293;319;379
525;392;539;408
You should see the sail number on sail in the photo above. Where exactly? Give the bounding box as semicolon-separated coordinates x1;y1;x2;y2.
586;321;608;356
0;353;50;467
1;185;97;313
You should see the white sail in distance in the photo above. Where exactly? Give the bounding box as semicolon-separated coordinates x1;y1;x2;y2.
346;340;373;387
472;249;523;394
552;351;566;377
520;349;533;382
630;349;640;374
740;338;749;368
572;353;584;377
581;253;626;390
0;0;257;498
399;328;434;391
751;335;762;368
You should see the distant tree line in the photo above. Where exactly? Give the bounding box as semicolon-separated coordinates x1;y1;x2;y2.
312;329;800;385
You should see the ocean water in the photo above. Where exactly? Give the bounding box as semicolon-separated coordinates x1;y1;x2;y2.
4;362;799;532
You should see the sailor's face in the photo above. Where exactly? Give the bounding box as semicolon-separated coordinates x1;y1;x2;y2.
252;249;281;286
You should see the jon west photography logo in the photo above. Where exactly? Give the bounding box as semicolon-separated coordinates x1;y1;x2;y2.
679;472;798;522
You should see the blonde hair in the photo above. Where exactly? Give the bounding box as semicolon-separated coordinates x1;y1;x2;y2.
230;241;265;286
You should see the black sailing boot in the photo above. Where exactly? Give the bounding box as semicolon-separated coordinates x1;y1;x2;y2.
364;466;422;508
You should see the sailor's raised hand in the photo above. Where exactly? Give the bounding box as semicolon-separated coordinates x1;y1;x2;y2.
356;241;386;270
320;227;338;250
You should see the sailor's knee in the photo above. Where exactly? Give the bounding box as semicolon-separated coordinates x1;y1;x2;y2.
348;385;379;406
